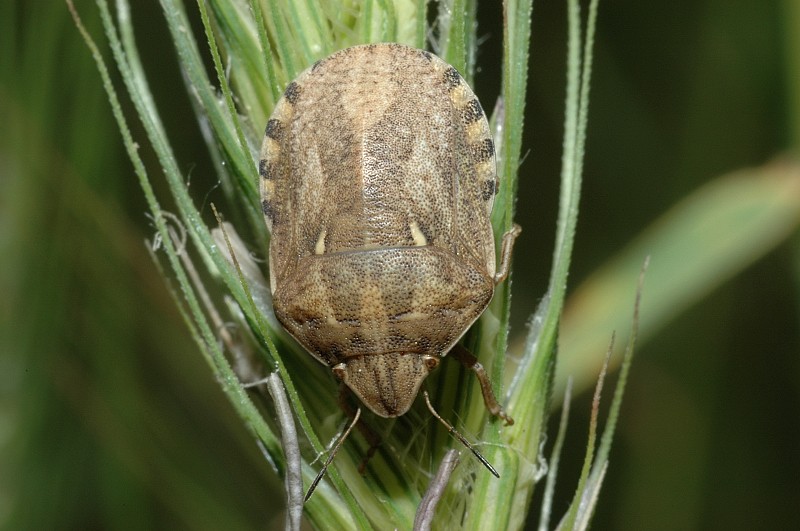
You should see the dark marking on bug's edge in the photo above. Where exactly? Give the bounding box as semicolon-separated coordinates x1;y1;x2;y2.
265;119;283;140
420;50;433;61
261;198;276;222
462;99;484;123
443;67;461;89
472;138;494;163
312;59;323;71
482;179;496;201
284;81;301;104
258;159;273;180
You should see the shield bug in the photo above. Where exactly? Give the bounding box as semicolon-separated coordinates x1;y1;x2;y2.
258;43;520;499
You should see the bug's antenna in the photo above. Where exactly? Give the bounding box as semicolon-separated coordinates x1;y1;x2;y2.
423;391;499;478
305;407;362;502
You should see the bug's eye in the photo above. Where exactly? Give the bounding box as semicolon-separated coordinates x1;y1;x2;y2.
332;364;346;380
423;355;439;371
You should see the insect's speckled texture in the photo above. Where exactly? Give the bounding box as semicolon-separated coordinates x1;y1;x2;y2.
259;43;516;421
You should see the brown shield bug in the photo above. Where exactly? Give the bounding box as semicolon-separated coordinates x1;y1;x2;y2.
258;43;520;499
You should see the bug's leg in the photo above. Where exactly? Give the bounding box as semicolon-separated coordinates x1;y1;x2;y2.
305;407;360;502
450;344;514;425
494;223;522;284
338;384;383;473
423;392;499;477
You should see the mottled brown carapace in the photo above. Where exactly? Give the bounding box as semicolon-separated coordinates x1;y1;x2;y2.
259;43;516;421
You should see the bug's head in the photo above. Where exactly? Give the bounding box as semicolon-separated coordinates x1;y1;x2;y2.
333;353;439;417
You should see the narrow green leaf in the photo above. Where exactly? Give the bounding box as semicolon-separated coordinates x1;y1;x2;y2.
556;162;800;396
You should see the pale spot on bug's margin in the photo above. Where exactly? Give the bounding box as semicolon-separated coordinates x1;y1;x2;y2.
409;221;427;247
315;229;327;255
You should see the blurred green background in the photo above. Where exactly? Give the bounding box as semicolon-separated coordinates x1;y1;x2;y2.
1;1;798;529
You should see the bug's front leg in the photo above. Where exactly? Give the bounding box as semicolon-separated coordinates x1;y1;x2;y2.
450;344;514;426
494;223;522;285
